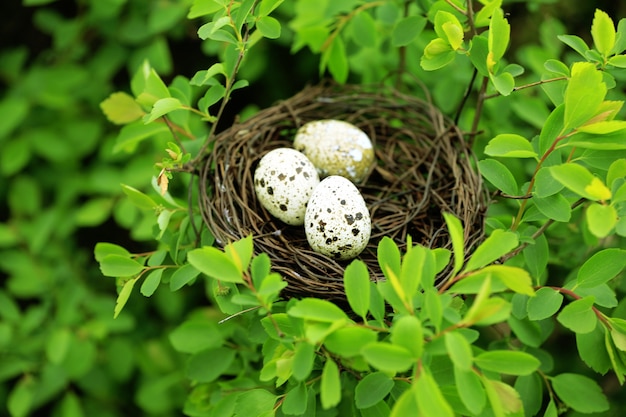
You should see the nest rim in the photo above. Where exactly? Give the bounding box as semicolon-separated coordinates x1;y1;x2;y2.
198;82;487;301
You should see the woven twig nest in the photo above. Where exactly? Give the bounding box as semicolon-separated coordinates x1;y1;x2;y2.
199;83;486;301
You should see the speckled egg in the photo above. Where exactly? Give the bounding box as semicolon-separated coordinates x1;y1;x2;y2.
254;148;320;226
305;176;371;260
293;119;374;183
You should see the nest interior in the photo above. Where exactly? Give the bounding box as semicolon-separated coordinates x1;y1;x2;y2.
199;83;486;301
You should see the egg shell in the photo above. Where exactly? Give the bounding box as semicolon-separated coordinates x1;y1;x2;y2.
305;176;371;260
293;119;374;183
254;148;320;226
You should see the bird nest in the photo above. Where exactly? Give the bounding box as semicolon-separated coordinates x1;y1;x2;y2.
198;82;486;301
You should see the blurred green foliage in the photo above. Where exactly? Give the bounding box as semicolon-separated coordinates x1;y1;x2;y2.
2;0;626;416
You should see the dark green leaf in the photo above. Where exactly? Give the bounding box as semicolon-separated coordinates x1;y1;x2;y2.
515;373;543;417
288;298;349;322
576;248;626;288
361;342;415;373
186;347;235;382
344;260;370;319
187;246;243;283
557;296;597;333
533;193;571;222
99;255;144;277
320;358;341;409
454;367;486;415
257;15;281;39
94;243;131;262
576;322;611;373
533;167;564;197
7;376;35;417
527;287;563;320
391;15;426;47
352;10;377;48
355;372;394;409
478;159;519;195
170;264;201;291
469;35;489;76
234;389;277;417
551;373;609;413
324;37;348;84
169;319;223;354
283;383;307;415
523;233;549;280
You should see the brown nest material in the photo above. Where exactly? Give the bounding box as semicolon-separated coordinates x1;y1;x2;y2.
198;82;486;301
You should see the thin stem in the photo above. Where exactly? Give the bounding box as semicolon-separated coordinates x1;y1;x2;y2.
549;286;611;328
484;76;567;100
468;76;489;146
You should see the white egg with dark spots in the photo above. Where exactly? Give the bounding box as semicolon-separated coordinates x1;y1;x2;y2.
254;148;320;226
293;119;374;183
305;176;371;260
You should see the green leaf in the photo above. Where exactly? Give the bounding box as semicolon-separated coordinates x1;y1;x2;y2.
390;315;423;359
169;264;201;291
565;130;626;150
188;0;222;18
551;373;609;413
586;203;617;237
544;59;570;76
557;296;597;333
283;383;307;416
577;120;626;135
144;97;183;123
463;229;518;272
46;328;71;364
344;260;370;319
527;287;563;320
482;265;535;296
523;233;549;280
99;255;144;277
324;37;348;84
100;92;144;125
390;384;418;417
256;15;281;39
94;243;131;262
234;389;277;417
533;167;564;197
288;298;349;322
324;326;377;357
609;318;626;351
320;358;341;409
8;377;35;417
355;372;394;409
454;367;486;415
607;159;626;187
550;163;611;201
576;248;626;288
187;247;244;283
121;184;158;210
558;34;590;57
464;295;511;326
292;342;315;381
132;61;171;108
415;368;454;417
576;323;612;373
608;54;626;68
445;331;473;371
563;62;606;131
478;158;519;195
532;193;571;222
140;269;163;297
488;8;510;67
443;212;464;275
352;10;377;48
490;71;515;96
186;347;236;382
400;245;433;298
224;235;253;274
113;120;169;153
114;278;138;318
378;236;401;282
483;378;523;416
361;342;415;373
259;0;284;16
392;15;426;47
169;319;223;354
591;9;616;57
474;350;540;375
484;133;537;158
421;38;455;71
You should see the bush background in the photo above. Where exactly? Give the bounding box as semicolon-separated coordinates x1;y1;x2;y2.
1;0;625;416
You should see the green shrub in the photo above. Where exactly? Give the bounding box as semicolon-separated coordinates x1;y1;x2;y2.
3;0;626;416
